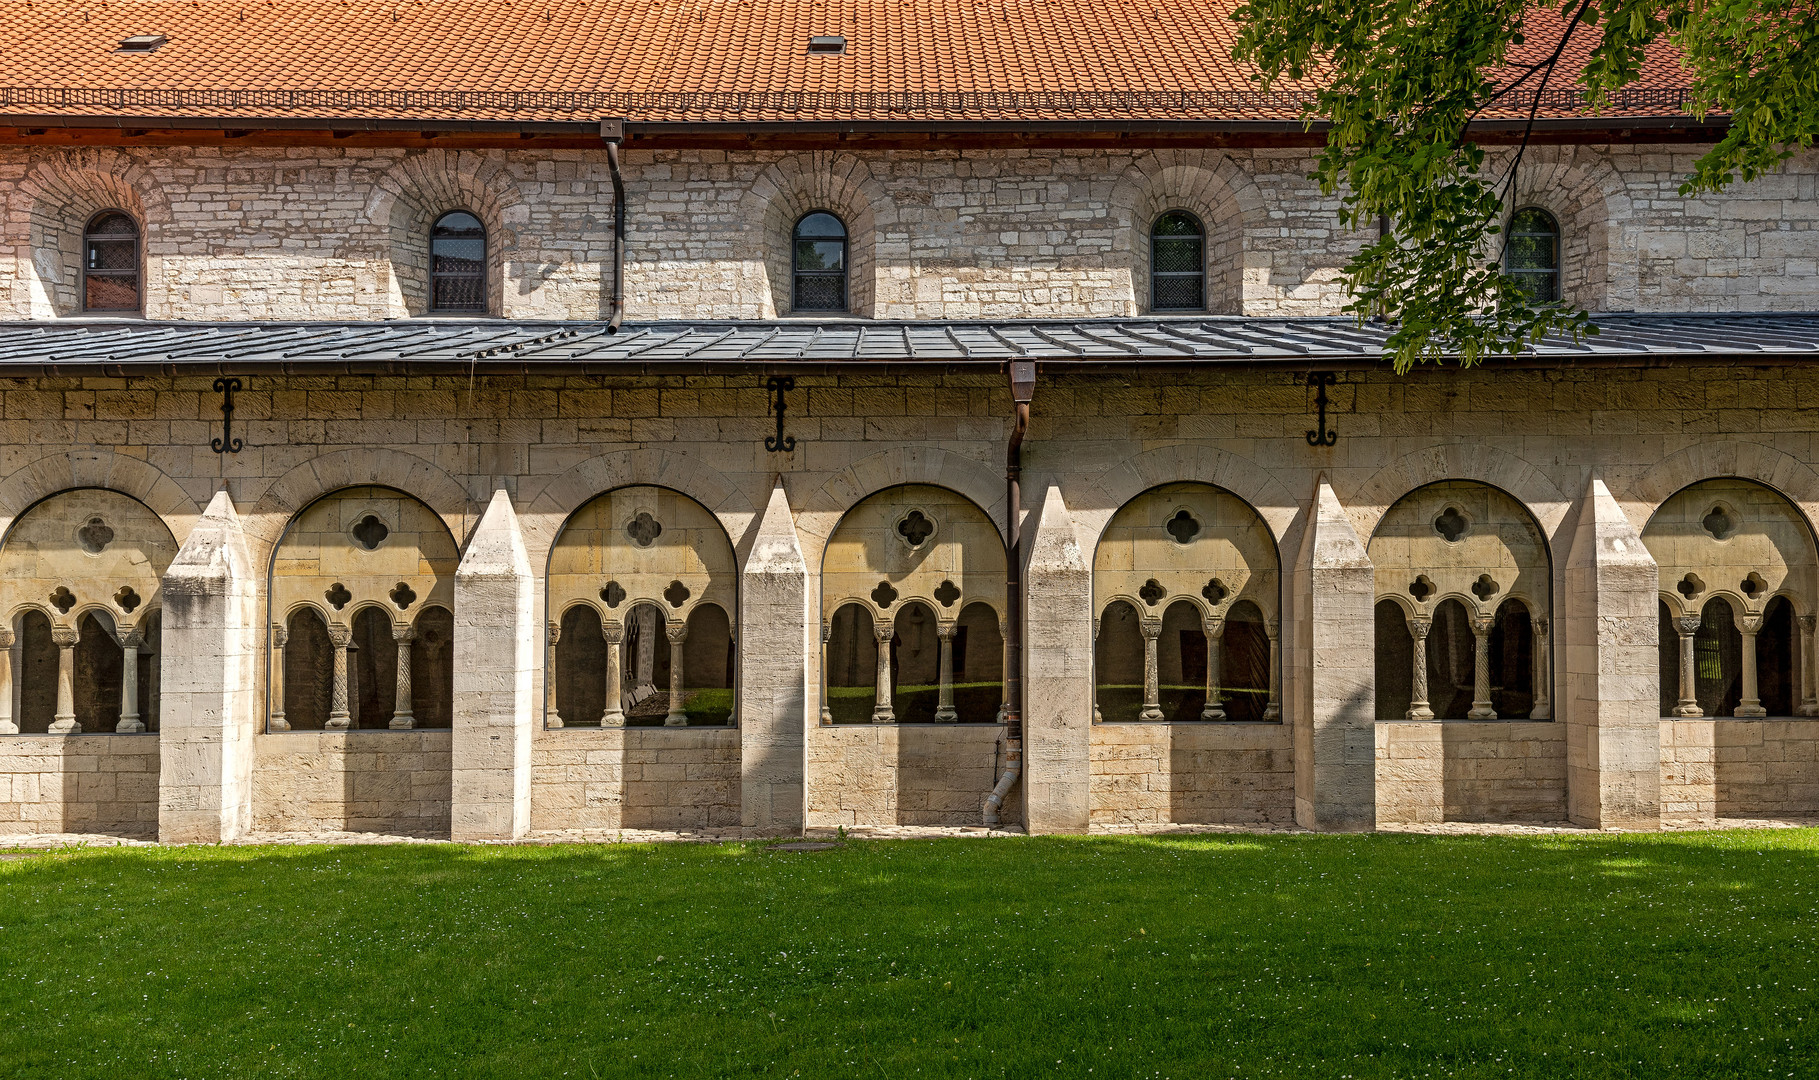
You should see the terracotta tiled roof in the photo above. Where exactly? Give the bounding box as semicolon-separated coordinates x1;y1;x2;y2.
0;0;1699;123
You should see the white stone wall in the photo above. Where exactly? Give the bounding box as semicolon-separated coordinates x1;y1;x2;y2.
0;362;1817;834
1;143;1813;321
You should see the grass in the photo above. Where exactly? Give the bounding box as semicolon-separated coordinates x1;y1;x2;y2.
2;830;1817;1078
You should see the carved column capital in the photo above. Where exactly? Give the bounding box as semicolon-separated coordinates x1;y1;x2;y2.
1265;617;1280;642
874;622;895;644
50;627;80;647
666;620;689;644
1407;614;1432;640
1471;612;1496;637
327;622;352;647
0;628;17;649
1802;614;1817;635
936;620;958;640
820;623;832;644
1675;615;1703;637
547;622;561;646
270;624;289;648
1139;617;1163;641
392;623;417;644
118;627;145;649
1740;614;1764;635
602;621;625;645
1202;615;1226;639
1532;615;1550;639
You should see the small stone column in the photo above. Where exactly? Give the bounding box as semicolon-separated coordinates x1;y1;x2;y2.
1138;616;1164;722
601;621;625;726
0;627;16;734
1263;616;1282;722
1673;615;1703;717
1468;612;1497;720
1406;613;1435;720
664;620;688;726
1738;613;1768;717
390;624;416;729
268;624;290;731
934;621;959;722
1200;615;1226;721
49;626;80;734
820;623;834;726
117;628;145;732
1530;615;1553;720
543;622;561;727
326;621;353;730
1800;614;1819;716
871;621;896;723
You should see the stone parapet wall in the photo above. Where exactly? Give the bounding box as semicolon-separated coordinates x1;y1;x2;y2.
1377;722;1568;826
1660;719;1819;825
253;731;451;836
1090;722;1295;826
0;735;158;836
1;143;1813;320
806;724;1014;828
531;726;741;832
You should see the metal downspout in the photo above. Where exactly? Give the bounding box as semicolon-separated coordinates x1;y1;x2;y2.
985;359;1036;827
604;127;627;334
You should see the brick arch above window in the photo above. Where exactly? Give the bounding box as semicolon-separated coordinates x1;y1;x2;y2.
366;150;523;318
11;149;168;319
1503;146;1634;313
1110;151;1267;316
739;153;894;318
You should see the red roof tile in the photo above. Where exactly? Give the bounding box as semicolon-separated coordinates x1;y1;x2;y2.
0;0;1697;123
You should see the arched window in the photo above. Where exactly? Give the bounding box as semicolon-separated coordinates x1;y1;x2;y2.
792;211;848;312
83;212;141;312
430;211;486;312
1150;211;1206;311
1505;208;1560;303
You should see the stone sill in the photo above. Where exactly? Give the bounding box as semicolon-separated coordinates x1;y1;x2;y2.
1093;720;1285;727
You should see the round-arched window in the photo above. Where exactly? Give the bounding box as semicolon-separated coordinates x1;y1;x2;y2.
1150;211;1205;312
792;211;848;312
83;211;141;313
1505;207;1561;303
430;211;487;312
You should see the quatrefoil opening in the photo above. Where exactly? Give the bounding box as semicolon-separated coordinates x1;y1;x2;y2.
49;586;75;614
600;581;626;608
77;517;114;555
1202;578;1228;605
1471;574;1500;602
351;515;389;551
1702;505;1735;541
934;579;960;608
1434;506;1468;543
871;580;899;609
1741;572;1767;599
664;580;691;608
1677;573;1704;600
389;582;417;610
1138;579;1167;607
896;510;935;547
324;582;352;610
1409;575;1435;602
113;586;141;613
1166;510;1200;545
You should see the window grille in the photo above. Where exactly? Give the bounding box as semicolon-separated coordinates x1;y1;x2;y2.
430;211;487;312
1505;207;1561;303
1150;211;1205;311
83;212;141;313
792;211;848;313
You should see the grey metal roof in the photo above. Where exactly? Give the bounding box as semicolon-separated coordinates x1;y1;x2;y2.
0;314;1815;371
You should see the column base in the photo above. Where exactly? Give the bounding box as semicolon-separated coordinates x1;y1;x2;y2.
48;717;79;734
1800;702;1819;717
1406;705;1435;721
1737;704;1769;718
664;714;687;726
389;715;416;730
602;712;625;727
115;718;145;733
1467;706;1497;720
1199;704;1226;721
546;715;565;728
1262;702;1281;722
1138;706;1164;722
1529;705;1552;720
871;708;895;723
933;707;958;722
0;721;16;734
820;708;833;726
268;714;291;732
1672;703;1704;718
325;715;352;731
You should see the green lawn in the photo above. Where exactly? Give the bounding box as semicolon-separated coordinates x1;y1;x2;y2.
3;830;1816;1078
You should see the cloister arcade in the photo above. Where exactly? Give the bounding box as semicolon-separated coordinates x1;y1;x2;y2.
267;486;458;731
1644;478;1819;719
1091;483;1281;723
1370;482;1553;722
0;489;173;734
820;484;1007;725
545;485;738;727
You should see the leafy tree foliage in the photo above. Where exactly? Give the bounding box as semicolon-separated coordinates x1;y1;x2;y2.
1231;0;1819;370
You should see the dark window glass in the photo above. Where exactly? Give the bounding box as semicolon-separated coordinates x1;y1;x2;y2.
431;211;486;312
1505;207;1561;303
792;211;847;312
83;211;140;312
1150;211;1204;311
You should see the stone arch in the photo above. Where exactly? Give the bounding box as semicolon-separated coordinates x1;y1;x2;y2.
1347;443;1571;546
1110;151;1267;316
522;448;756;567
0;450;198;547
1503;146;1634;312
797;446;1007;565
738;152;894;318
1073;442;1301;553
1631;442;1819;530
248;449;474;555
365;149;525;317
8;149;172;318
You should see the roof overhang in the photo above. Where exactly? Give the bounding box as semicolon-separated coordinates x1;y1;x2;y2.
0;314;1812;377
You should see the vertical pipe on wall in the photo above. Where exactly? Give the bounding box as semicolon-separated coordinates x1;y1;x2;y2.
603;133;627;334
985;360;1035;827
